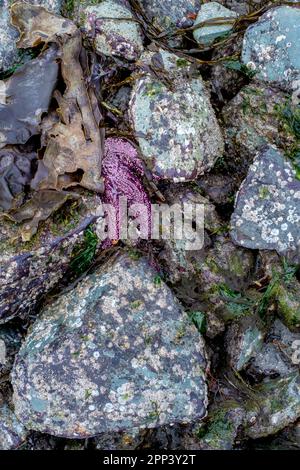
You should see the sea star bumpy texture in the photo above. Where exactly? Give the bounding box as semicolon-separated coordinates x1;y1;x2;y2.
102;138;152;244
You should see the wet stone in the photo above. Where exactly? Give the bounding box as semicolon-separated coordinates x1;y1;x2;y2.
231;145;300;262
246;372;300;439
242;6;300;91
129;49;224;182
225;315;265;371
12;254;208;438
80;0;144;61
193;2;237;46
138;0;201;32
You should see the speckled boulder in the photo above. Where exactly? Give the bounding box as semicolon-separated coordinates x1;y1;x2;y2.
12;254;208;438
129;50;224;182
242;6;300;91
231;145;300;262
0;0;62;73
193;2;237;46
80;0;144;61
0;403;27;450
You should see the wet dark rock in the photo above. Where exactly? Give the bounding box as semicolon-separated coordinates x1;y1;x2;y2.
242;6;300;91
222;83;298;163
12;254;208;438
197;401;245;450
196;173;236;206
129;49;224;182
138;0;201;33
0;193;103;324
0;324;23;378
245;372;300;439
226;315;265;372
231;146;300;263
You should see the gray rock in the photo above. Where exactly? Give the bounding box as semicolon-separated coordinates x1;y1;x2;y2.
80;0;144;61
0;0;62;73
0;403;27;450
129;49;224;182
242;6;300;91
248;317;300;379
231;146;300;262
246;372;300;439
193;2;237;46
226;315;265;371
138;0;201;32
12;254;208;438
222;83;298;163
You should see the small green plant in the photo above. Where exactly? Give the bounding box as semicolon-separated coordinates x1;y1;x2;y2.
189;311;206;334
131;300;142;309
224;60;257;79
70;227;98;275
153;275;162;287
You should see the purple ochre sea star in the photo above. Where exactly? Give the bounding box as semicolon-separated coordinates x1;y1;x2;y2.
102;137;152;246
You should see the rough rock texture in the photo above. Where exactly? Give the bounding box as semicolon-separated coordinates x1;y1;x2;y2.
129;49;224;181
0;194;103;323
231;145;300;262
242;6;300;91
0;403;28;450
138;0;201;31
246;372;300;439
222;83;298;163
80;0;144;61
226;315;265;371
12;254;208;438
193;2;237;46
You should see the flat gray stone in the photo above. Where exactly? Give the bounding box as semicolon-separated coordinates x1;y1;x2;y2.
12;254;207;438
193;2;237;46
231;145;300;262
242;6;300;90
129;49;224;182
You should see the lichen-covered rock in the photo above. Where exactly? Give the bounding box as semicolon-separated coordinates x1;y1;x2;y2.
246;372;300;439
242;6;300;91
129;49;224;182
226;315;265;371
222;84;298;163
231;145;300;262
193;2;237;46
12;254;208;438
0;403;27;450
0;193;103;324
80;0;144;61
